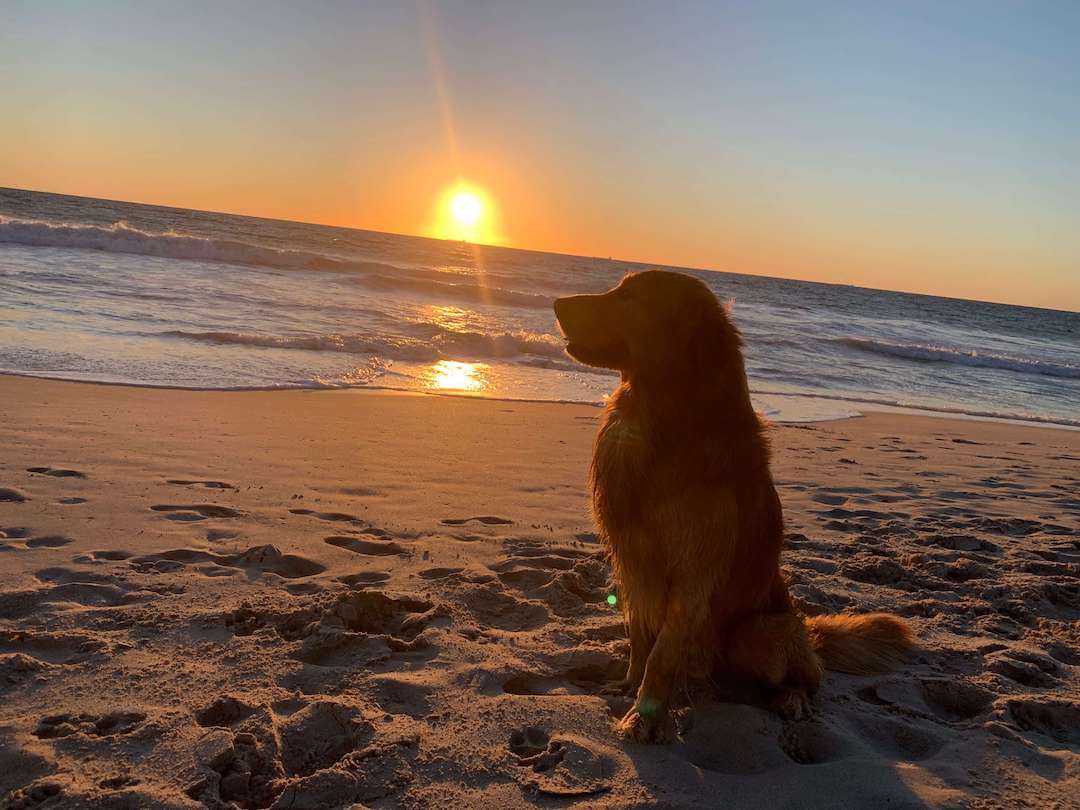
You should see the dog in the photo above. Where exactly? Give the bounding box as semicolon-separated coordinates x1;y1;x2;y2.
554;269;913;743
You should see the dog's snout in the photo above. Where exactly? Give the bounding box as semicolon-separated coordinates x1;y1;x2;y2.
553;296;579;328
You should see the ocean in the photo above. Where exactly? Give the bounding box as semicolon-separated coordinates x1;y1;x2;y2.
2;187;1078;428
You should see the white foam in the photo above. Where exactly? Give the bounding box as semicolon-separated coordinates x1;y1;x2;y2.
840;337;1080;380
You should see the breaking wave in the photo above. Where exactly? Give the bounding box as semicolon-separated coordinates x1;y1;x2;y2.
839;337;1080;380
159;326;569;365
751;387;1080;429
0;215;401;274
0;215;554;309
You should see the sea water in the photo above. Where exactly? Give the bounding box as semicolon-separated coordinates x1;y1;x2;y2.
2;187;1077;428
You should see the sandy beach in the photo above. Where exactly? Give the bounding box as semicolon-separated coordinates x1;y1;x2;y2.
0;375;1077;809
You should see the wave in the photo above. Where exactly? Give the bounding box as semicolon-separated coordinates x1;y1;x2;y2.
750;387;1080;429
839;337;1080;380
159;326;570;365
0;215;553;310
0;215;404;274
352;273;551;309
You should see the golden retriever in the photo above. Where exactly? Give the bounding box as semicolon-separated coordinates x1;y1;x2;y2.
554;270;913;743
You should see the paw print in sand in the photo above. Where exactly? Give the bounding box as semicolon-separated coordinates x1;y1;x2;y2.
509;726;610;797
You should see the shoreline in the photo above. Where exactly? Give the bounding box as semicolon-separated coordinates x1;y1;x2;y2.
3;369;1078;433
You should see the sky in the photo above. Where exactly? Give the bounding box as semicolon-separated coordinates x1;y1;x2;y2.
1;1;1078;310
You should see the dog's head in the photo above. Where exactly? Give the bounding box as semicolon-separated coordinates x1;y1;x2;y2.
554;270;743;387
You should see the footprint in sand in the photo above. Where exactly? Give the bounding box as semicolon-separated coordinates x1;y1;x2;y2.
27;467;87;479
844;714;944;761
283;591;447;667
1006;698;1080;747
71;549;132;563
131;544;324;579
151;504;243;521
167;479;235;489
508;727;611;797
490;540;610;618
918;678;994;722
3;532;74;551
195;695;259;728
290;508;364;525
441;515;514;525
224;590;444;669
34;711;146;739
417;566;465;580
0;629;110;666
986;648;1060;688
37;580;155;608
502;649;624;697
25;535;73;549
811;492;848;506
337;571;391;587
324;536;407;557
35;567;125;586
779;720;852;765
454;578;551;632
187;698;375;808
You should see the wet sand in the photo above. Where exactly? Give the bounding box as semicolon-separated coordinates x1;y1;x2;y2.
0;375;1077;808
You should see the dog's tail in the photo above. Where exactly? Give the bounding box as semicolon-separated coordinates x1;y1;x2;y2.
804;613;914;675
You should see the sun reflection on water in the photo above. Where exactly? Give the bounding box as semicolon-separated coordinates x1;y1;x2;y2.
427;360;487;392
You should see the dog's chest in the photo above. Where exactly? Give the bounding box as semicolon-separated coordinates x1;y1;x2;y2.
590;412;650;533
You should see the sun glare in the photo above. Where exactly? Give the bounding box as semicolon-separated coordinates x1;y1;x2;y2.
431;182;499;243
450;191;483;227
427;360;487;392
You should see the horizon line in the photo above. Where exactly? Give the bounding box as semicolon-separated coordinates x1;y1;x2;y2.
3;183;1077;316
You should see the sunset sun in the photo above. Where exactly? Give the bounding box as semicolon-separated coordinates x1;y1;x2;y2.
432;182;498;243
449;191;483;227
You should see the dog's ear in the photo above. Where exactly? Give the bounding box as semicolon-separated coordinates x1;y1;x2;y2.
685;295;750;401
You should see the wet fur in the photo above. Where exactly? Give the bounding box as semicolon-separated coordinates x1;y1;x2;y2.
554;270;913;742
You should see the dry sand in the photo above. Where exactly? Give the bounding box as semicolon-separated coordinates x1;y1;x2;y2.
0;375;1077;809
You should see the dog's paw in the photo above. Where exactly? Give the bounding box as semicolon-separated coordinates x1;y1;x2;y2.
770;688;813;721
618;699;678;744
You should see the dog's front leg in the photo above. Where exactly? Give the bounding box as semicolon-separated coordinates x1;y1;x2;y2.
604;613;653;696
625;614;653;692
618;599;700;743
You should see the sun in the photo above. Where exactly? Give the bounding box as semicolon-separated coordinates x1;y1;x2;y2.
450;191;484;228
431;182;499;243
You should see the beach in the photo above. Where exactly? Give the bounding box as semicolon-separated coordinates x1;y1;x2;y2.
1;374;1077;808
